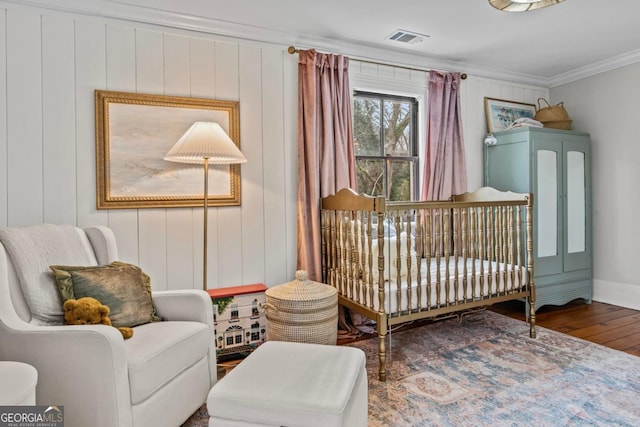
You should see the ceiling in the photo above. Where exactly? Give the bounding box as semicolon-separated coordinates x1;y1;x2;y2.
17;0;640;86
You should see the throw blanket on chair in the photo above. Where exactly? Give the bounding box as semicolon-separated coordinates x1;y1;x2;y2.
0;224;98;325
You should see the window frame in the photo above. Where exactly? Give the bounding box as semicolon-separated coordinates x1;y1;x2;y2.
352;90;420;201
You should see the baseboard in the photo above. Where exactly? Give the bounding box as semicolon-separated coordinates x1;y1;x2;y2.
593;279;640;311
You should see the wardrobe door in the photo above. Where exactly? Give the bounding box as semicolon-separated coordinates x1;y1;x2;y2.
533;139;563;276
563;140;591;272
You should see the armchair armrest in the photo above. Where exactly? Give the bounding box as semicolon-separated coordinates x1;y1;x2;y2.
151;289;217;387
1;323;132;427
152;289;213;326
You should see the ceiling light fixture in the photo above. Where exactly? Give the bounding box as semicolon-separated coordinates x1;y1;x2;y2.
489;0;566;12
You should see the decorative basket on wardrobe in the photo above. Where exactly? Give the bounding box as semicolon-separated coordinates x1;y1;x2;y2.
534;98;572;130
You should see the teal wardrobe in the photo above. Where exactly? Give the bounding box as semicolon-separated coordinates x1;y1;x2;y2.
484;127;592;311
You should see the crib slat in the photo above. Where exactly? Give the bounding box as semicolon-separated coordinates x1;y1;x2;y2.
470;208;478;301
517;205;523;290
452;208;459;304
425;209;433;311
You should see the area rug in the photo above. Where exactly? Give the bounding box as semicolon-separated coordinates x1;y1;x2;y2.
182;311;640;426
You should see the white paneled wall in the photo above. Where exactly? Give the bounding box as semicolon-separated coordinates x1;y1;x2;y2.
0;4;546;291
0;6;297;290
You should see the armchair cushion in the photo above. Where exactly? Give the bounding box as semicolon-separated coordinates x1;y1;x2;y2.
0;224;97;325
125;320;211;405
50;261;161;328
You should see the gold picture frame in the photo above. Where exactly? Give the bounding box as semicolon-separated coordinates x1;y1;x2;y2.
484;97;536;133
95;90;241;209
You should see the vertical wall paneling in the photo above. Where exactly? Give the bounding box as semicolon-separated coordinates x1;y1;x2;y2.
135;29;164;94
460;77;483;191
162;33;196;290
6;10;43;226
282;53;298;279
190;37;216;97
136;28;169;290
238;45;266;284
42;14;77;225
0;3;554;293
163;34;190;96
104;24;140;264
213;41;243;287
261;48;288;286
0;9;8;226
377;64;394;79
74;18;108;228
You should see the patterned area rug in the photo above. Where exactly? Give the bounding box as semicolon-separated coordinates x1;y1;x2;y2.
182;311;640;426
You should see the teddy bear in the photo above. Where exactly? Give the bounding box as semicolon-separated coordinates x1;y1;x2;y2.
63;297;134;339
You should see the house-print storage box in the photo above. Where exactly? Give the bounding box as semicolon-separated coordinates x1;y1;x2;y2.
207;283;267;358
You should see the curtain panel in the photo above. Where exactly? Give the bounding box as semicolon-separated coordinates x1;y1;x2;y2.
421;71;467;201
296;49;356;282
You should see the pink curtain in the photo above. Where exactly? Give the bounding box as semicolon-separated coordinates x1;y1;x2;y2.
421;71;467;201
297;49;356;282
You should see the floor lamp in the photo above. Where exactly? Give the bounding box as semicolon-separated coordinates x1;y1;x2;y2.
164;122;247;290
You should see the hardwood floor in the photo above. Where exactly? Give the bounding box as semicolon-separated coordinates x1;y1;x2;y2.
491;299;640;357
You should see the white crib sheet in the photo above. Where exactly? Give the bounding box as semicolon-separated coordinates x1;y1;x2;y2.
355;257;528;314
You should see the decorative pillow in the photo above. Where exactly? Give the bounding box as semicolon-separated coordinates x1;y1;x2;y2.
50;261;161;328
372;218;397;238
367;232;418;282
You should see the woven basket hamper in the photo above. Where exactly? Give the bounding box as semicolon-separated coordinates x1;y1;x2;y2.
534;98;572;130
264;270;338;345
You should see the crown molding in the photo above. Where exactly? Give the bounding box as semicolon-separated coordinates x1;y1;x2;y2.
10;0;635;88
2;0;297;43
549;48;640;87
1;0;551;87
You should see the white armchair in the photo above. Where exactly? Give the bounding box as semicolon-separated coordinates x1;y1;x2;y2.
0;224;216;427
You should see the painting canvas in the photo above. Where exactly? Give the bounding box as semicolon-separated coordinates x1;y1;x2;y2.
484;97;536;133
95;90;241;209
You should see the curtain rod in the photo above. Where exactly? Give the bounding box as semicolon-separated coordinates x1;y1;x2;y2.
287;46;467;80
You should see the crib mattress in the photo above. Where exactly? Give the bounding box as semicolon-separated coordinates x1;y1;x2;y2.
354;257;528;315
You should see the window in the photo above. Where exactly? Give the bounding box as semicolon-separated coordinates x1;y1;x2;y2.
353;91;418;201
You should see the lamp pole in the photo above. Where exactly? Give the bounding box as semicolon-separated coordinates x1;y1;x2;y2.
203;157;210;291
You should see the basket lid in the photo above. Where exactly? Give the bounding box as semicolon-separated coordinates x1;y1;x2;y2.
266;270;336;302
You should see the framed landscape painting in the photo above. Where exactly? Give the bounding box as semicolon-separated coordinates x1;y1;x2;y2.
95;90;241;209
484;97;536;133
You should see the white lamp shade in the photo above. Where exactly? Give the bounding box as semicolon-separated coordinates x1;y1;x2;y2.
164;122;247;165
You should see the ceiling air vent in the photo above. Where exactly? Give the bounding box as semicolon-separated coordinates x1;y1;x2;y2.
386;29;429;44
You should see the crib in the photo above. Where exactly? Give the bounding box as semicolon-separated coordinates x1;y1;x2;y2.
320;187;537;381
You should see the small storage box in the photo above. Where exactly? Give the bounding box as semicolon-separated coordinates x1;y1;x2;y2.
207;283;267;358
264;270;338;345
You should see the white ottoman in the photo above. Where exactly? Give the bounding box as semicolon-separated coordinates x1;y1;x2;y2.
207;341;368;427
0;361;38;405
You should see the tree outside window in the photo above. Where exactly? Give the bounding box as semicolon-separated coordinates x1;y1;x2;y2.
353;91;418;201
